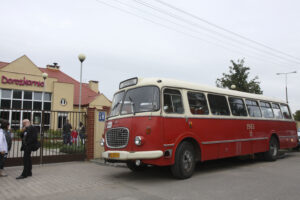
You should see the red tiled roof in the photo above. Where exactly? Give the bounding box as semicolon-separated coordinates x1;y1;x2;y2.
39;68;99;106
0;62;9;69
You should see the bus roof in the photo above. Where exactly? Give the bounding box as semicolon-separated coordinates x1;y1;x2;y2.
122;77;286;104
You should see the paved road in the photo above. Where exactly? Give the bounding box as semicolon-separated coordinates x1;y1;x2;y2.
1;151;300;200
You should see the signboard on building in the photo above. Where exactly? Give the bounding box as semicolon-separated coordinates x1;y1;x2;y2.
1;75;44;87
99;112;105;121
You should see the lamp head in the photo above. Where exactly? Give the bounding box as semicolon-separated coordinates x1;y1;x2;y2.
42;72;48;80
231;84;236;89
78;54;86;62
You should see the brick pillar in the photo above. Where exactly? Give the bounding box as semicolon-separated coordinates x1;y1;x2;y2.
86;107;95;160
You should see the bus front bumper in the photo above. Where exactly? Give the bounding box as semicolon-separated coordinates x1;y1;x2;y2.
102;150;163;160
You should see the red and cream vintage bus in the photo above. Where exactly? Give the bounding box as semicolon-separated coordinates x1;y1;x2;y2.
101;77;297;179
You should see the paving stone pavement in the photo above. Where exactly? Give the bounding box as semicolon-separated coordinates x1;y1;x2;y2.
1;152;300;200
0;162;123;200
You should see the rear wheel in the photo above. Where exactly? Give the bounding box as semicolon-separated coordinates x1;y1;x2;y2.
127;161;147;171
264;136;279;161
171;141;196;179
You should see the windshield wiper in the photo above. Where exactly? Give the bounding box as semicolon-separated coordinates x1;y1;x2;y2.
128;96;136;115
110;101;121;116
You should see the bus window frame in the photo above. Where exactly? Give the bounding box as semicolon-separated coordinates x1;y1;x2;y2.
245;99;262;118
207;93;231;116
280;103;292;119
228;96;249;117
187;91;209;116
259;101;275;119
162;87;185;115
271;102;284;119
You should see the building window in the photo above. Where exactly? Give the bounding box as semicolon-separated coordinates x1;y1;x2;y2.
12;100;22;109
44;93;51;101
1;100;11;109
34;92;42;101
1;89;12;99
61;98;67;106
24;91;32;100
58;112;68;129
0;89;52;129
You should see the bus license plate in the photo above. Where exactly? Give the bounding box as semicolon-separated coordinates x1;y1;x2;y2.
109;153;120;158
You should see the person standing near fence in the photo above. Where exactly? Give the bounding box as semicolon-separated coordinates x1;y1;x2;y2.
16;119;38;179
79;122;86;145
0;120;11;177
63;120;72;145
0;120;8;177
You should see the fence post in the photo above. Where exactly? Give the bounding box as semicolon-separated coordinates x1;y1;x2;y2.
86;108;95;160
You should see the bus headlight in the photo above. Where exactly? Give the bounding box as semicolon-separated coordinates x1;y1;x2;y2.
135;136;144;146
100;138;105;147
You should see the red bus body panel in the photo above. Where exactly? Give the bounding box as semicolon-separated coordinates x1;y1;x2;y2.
104;116;298;166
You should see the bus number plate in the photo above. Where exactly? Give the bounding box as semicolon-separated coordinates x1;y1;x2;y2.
109;153;120;158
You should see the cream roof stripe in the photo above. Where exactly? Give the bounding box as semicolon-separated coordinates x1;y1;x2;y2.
121;77;286;104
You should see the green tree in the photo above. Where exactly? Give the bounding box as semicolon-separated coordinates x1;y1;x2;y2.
216;59;263;94
294;110;300;121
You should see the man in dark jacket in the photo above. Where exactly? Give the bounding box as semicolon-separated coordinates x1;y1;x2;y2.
16;119;38;179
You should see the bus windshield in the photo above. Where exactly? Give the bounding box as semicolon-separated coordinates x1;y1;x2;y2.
121;86;160;115
109;91;125;117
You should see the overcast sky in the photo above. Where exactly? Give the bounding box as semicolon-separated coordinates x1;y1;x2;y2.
0;0;299;112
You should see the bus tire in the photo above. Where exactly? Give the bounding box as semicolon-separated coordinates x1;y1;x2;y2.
264;136;279;161
127;161;147;171
171;141;196;179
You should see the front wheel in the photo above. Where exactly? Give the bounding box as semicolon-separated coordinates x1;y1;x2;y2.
171;141;196;179
264;137;279;161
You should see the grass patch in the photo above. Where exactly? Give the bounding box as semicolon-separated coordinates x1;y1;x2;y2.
59;144;85;154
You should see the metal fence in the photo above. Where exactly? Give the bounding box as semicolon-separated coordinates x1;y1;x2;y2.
0;109;87;166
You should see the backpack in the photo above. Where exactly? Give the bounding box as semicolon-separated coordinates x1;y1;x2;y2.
4;130;12;152
32;140;41;151
29;125;40;152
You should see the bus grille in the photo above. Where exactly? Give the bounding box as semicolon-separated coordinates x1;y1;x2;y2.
105;128;129;149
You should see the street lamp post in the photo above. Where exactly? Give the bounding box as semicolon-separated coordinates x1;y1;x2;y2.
78;54;86;114
276;71;297;104
77;54;86;145
41;72;48;165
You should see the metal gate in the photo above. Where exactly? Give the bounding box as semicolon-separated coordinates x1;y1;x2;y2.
1;109;87;167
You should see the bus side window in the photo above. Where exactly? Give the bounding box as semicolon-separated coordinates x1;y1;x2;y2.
280;104;292;119
260;101;274;118
228;97;248;116
272;103;283;119
187;92;209;115
163;89;184;114
207;94;230;116
245;99;262;117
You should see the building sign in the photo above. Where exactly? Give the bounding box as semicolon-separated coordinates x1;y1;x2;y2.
99;112;105;121
1;75;44;87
